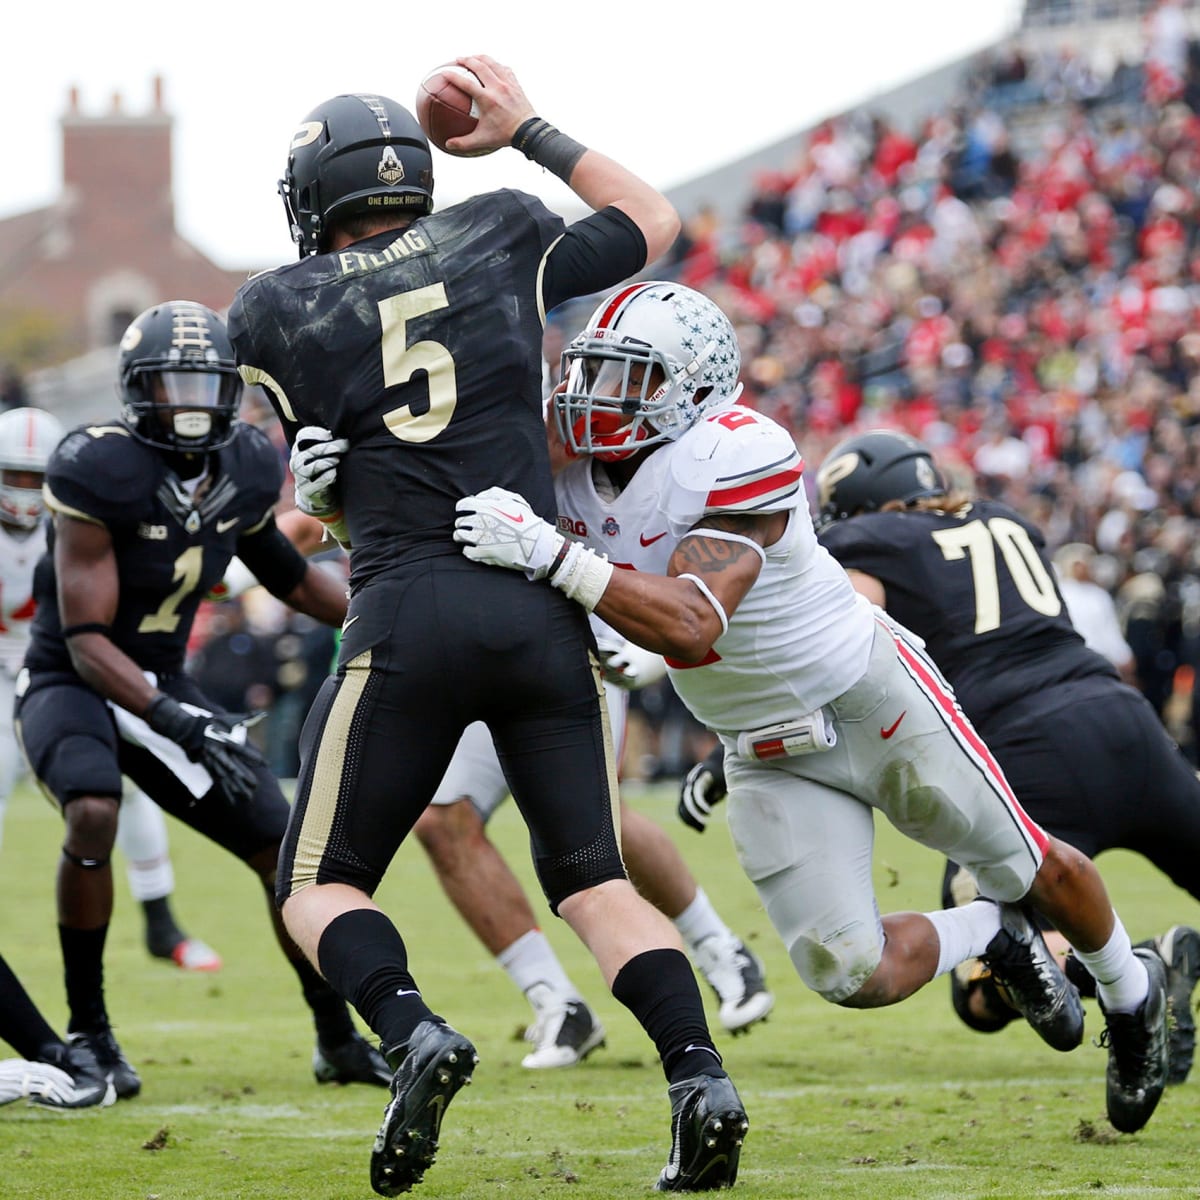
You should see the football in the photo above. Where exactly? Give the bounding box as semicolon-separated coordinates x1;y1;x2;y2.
415;64;494;157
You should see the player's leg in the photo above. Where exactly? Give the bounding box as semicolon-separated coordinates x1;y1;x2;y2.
0;670;20;855
14;676;141;1098
0;951;114;1109
279;635;482;1196
874;621;1167;1131
491;594;746;1192
413;721;602;1068
115;785;221;971
606;683;772;1035
126;672;390;1090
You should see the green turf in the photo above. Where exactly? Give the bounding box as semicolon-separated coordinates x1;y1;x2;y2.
1;777;1197;1199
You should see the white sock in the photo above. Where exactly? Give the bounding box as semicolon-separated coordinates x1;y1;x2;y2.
1073;915;1149;1014
496;930;580;1010
673;888;733;952
924;900;1002;979
116;790;175;901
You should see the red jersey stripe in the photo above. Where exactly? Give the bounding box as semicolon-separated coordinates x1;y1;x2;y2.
707;464;803;508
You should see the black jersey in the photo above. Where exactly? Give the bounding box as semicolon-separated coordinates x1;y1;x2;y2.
819;500;1117;731
228;190;645;591
26;421;289;676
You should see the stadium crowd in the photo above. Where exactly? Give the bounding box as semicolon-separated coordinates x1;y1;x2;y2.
196;21;1200;772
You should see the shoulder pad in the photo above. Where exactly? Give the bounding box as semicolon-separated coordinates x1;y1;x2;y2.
663;407;803;535
45;425;150;527
221;424;286;523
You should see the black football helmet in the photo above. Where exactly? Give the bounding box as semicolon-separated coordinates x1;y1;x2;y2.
118;301;243;454
279;93;434;257
815;429;947;530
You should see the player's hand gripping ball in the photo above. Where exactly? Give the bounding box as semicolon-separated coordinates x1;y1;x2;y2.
416;64;495;156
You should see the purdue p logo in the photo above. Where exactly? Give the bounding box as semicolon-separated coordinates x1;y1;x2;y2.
817;452;860;510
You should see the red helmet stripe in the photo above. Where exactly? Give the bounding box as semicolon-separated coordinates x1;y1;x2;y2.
594;282;653;331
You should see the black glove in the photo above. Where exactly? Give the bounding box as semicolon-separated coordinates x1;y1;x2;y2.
144;694;266;806
677;744;728;833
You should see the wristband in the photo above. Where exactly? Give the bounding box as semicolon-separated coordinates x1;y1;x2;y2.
511;117;588;182
61;623;113;639
548;540;613;611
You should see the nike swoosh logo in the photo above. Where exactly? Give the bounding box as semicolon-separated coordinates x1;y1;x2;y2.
343;615;360;631
640;531;668;546
880;711;907;739
497;510;525;523
216;517;239;532
395;987;421;998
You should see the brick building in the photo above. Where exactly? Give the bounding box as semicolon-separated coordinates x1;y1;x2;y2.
0;78;247;366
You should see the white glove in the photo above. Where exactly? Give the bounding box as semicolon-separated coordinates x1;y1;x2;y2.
0;1058;77;1106
453;486;564;580
599;638;668;690
290;426;349;520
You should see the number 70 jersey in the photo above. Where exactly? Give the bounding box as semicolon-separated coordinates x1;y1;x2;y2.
818;498;1113;730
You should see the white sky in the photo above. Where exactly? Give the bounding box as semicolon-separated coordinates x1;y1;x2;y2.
4;1;1023;270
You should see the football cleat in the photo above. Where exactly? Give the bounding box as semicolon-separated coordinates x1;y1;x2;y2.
0;1052;115;1110
1099;948;1170;1133
522;999;606;1069
1154;925;1200;1085
168;938;222;972
314;1031;391;1087
982;903;1084;1052
655;1072;748;1192
693;935;775;1034
371;1020;478;1196
27;1039;118;1109
67;1024;141;1099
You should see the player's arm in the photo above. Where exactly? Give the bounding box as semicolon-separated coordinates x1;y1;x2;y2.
450;54;679;263
236;516;348;627
594;512;780;662
454;490;779;663
55;516;161;716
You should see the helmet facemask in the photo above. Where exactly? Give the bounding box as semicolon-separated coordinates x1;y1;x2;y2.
118;302;243;455
0;407;64;531
554;283;743;461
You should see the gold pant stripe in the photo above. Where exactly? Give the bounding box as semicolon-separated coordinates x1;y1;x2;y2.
588;647;623;860
291;649;372;891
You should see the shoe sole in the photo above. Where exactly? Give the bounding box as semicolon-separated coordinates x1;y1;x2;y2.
1156;926;1200;1086
722;989;775;1035
370;1032;477;1196
656;1099;748;1190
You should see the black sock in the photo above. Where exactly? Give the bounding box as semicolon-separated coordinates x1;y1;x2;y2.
58;925;109;1032
612;948;723;1084
0;953;62;1060
142;896;185;955
316;909;438;1054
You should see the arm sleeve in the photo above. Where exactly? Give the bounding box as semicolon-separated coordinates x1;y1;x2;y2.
236;518;309;599
541;207;648;314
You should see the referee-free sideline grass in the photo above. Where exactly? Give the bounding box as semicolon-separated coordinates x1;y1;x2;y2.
1;777;1198;1200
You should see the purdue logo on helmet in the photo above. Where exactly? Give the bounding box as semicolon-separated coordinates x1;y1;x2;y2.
279;93;434;258
118;301;243;454
815;429;946;530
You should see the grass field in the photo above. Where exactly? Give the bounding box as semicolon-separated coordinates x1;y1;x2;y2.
1;776;1198;1200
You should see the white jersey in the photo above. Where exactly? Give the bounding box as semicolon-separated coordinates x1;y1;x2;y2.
0;520;45;678
554;405;873;735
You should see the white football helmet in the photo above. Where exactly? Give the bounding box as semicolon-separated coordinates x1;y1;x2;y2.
0;406;64;530
555;282;743;462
